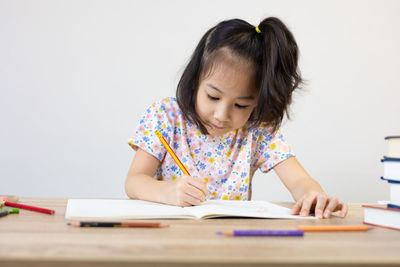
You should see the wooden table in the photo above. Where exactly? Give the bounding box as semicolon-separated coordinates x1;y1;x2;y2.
1;198;399;267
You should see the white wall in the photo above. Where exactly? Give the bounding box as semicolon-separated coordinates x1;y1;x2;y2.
1;0;399;202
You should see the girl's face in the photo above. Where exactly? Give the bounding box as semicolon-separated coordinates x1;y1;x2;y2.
195;55;258;137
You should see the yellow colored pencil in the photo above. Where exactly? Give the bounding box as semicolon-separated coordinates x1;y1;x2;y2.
154;130;191;176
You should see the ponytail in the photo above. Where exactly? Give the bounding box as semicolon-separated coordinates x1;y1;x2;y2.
252;17;302;133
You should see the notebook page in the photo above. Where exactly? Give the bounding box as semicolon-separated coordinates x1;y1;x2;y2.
65;199;194;220
183;200;315;219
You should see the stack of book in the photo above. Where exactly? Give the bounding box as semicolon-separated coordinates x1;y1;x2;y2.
363;136;400;231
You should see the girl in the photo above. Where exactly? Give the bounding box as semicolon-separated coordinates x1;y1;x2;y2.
125;17;348;219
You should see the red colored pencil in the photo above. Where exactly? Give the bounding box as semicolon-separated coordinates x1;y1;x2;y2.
4;201;55;215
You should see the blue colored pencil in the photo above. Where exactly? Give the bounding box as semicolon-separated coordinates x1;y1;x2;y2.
388;203;400;209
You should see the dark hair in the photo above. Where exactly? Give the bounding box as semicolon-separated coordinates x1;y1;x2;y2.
176;17;302;134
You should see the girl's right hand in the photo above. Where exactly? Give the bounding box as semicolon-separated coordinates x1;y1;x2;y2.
164;175;208;207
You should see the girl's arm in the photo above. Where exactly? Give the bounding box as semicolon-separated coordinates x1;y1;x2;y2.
125;148;208;206
273;156;348;218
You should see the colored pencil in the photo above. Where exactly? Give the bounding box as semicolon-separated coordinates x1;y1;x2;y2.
68;221;169;228
387;203;400;209
0;210;9;218
217;230;304;236
297;225;369;232
0;208;19;214
4;201;55;215
154;129;191;176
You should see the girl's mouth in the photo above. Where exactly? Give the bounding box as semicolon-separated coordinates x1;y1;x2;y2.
211;123;226;130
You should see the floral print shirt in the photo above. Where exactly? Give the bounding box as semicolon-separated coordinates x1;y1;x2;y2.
128;97;294;200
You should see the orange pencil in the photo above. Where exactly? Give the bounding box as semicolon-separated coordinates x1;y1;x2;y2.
154;130;191;176
68;221;169;228
297;225;369;232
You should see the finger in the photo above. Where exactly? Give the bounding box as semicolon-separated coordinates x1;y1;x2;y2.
291;199;303;215
175;186;202;206
339;202;348;218
203;183;209;198
183;191;203;206
177;200;195;207
184;183;206;202
174;178;204;205
331;201;347;212
203;177;210;195
187;177;208;197
323;197;339;218
179;176;205;197
314;194;328;219
299;196;316;217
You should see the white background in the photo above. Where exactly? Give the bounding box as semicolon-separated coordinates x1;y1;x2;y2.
1;0;399;202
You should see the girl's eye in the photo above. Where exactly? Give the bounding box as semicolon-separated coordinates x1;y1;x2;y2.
207;95;219;101
235;104;249;109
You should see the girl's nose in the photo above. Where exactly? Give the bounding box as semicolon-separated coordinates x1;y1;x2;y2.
214;104;230;122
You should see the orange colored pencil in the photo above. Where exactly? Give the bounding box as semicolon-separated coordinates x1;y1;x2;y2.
297;225;369;232
154;130;191;176
68;221;169;228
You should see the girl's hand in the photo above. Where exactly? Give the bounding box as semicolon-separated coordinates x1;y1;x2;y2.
164;175;209;207
291;192;348;218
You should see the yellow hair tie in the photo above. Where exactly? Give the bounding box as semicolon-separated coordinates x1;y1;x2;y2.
255;26;261;34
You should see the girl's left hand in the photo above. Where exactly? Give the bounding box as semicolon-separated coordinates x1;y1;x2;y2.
291;192;348;218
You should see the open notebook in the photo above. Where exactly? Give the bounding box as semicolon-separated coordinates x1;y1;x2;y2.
65;199;315;220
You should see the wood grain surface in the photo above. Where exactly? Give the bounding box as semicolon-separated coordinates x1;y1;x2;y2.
1;197;399;267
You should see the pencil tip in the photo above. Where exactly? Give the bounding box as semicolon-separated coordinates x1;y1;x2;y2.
216;231;222;235
67;221;79;227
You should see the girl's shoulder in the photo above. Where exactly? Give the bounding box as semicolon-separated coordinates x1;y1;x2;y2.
147;97;179;109
145;97;181;115
143;97;189;129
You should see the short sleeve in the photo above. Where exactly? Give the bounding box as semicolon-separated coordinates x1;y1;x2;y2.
255;128;295;173
128;99;175;161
